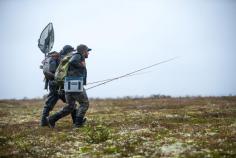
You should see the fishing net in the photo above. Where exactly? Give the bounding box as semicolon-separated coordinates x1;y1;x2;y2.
38;23;54;54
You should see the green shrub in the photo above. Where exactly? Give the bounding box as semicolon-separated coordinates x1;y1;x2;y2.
86;125;110;144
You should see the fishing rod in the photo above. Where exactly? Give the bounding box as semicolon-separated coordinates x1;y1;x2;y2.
86;71;151;85
86;56;179;90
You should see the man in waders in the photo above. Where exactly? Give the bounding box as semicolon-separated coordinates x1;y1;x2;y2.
40;45;77;126
47;44;91;128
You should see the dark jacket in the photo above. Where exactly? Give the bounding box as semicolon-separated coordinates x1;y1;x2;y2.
67;52;87;85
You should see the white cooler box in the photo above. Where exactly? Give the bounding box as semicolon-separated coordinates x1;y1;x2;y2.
64;77;83;92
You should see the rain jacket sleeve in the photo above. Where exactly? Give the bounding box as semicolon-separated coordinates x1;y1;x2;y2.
69;53;85;68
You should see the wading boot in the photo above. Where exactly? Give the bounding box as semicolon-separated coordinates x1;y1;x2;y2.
73;117;87;128
40;108;50;126
47;111;66;128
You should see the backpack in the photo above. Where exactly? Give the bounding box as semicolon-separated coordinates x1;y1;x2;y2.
54;54;73;88
42;52;60;80
42;56;54;80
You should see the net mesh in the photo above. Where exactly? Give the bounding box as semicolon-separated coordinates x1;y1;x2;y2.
38;23;54;54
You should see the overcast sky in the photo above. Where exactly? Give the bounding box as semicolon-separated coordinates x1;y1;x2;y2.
0;0;236;99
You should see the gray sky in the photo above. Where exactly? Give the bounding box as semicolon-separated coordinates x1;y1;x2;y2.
0;0;236;99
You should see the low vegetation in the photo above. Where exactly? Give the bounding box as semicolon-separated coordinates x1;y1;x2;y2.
0;96;236;157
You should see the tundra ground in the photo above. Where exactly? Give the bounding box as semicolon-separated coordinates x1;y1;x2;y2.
0;96;236;157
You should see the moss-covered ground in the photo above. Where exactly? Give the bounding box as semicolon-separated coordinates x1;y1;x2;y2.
0;96;236;157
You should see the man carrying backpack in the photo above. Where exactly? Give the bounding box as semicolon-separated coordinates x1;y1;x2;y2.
47;44;91;128
40;45;77;126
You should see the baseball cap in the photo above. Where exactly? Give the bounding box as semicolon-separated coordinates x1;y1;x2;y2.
76;44;92;53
